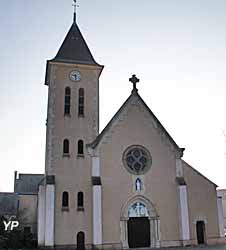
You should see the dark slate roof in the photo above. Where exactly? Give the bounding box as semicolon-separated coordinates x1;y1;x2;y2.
14;174;44;194
87;90;184;156
0;193;18;216
51;22;100;66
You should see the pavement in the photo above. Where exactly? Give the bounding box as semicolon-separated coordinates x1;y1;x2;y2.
152;245;226;250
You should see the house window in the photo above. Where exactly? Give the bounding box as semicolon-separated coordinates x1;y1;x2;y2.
78;140;84;155
64;87;71;115
78;88;84;116
62;191;69;208
63;139;70;155
77;192;84;210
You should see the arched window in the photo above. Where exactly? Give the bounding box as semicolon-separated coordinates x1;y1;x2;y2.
77;192;84;208
63;139;70;155
128;202;149;217
78;140;84;155
77;231;85;250
62;191;69;207
135;178;142;191
78;88;84;116
64;87;71;115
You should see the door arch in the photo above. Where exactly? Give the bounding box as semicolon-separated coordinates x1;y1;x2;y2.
120;195;160;248
77;231;85;250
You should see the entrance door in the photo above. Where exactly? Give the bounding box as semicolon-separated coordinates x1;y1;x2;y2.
128;217;150;248
77;231;85;250
196;221;205;244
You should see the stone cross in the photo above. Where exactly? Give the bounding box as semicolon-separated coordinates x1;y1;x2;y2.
129;74;139;93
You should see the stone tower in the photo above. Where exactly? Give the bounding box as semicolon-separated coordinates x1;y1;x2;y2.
38;15;103;247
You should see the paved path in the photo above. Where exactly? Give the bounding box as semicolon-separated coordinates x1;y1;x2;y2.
153;245;226;250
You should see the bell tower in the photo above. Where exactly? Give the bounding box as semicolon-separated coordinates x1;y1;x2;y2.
38;8;103;247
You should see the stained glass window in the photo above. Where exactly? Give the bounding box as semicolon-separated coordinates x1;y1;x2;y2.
78;88;84;116
62;191;69;207
63;139;70;154
77;192;84;208
78;140;84;155
123;145;151;175
64;87;71;115
128;202;149;217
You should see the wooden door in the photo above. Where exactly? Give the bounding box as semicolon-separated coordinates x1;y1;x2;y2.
128;217;150;248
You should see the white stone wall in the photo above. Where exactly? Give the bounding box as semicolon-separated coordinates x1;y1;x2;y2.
38;185;45;246
44;184;55;246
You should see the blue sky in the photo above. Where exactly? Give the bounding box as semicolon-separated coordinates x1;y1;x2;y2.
0;0;226;191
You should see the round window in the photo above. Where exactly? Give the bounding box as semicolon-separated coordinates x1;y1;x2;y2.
122;145;152;175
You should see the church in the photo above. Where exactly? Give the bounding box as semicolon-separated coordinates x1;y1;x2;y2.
18;9;225;250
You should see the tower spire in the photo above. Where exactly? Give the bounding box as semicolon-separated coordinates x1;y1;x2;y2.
73;0;78;23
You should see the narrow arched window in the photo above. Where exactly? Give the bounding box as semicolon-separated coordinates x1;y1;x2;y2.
64;87;71;115
78;88;84;116
63;139;70;155
78;140;84;155
77;231;85;250
62;191;69;207
77;192;84;208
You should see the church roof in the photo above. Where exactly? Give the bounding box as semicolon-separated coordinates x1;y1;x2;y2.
182;160;218;187
51;22;100;66
87;90;184;156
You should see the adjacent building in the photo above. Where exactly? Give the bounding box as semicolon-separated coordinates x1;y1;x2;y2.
217;189;226;235
0;172;43;237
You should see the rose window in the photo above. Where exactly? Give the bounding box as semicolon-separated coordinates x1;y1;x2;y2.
123;145;152;175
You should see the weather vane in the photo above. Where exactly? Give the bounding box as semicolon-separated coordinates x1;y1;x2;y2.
73;0;79;23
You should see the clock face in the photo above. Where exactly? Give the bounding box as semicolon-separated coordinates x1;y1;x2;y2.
69;71;81;82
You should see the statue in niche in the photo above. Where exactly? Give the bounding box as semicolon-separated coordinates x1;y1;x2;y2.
135;178;142;191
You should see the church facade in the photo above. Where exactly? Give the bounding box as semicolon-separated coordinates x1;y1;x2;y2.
37;15;225;249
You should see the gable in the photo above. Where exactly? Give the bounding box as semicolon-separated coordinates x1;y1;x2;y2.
87;91;184;157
